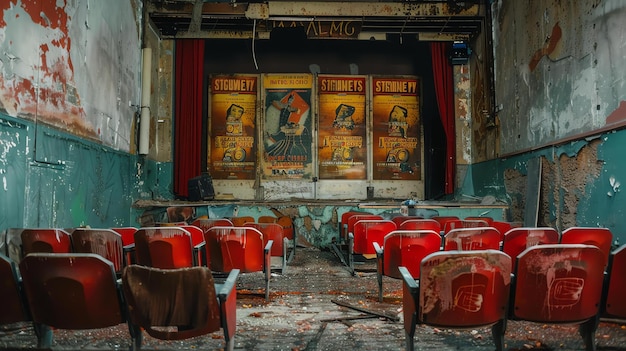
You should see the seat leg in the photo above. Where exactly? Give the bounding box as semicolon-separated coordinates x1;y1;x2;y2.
405;330;415;351
491;319;506;351
225;334;235;351
128;322;143;350
579;317;598;351
34;323;52;349
377;271;383;302
348;235;355;276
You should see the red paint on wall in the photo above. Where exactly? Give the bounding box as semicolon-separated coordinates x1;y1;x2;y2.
21;0;68;30
606;101;626;125
0;1;14;27
529;22;563;72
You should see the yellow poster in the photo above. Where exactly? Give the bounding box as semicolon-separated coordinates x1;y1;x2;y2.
208;75;258;180
372;76;421;180
261;74;314;180
318;75;367;179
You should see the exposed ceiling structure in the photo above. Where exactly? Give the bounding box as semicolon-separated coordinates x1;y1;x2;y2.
145;0;487;41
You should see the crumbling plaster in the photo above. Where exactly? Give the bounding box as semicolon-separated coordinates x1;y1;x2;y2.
492;0;626;155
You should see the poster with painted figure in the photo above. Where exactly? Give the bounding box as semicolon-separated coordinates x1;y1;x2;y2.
318;75;367;180
262;74;313;180
372;76;421;181
208;75;258;179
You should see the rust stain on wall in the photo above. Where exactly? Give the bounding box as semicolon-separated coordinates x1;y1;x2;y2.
529;22;562;72
606;101;626;125
504;141;602;228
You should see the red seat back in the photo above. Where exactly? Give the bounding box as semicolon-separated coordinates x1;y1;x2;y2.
430;216;460;229
192;218;234;233
230;216;255;227
258;216;277;223
179;225;205;247
464;216;494;225
276;216;295;241
71;228;125;273
0;254;29;324
245;222;284;257
220;227;264;273
204;226;233;272
134;227;194;269
604;245;626;319
443;227;501;251
491;221;522;240
346;214;383;242
111;227;138;247
560;227;613;267
352;220;396;255
418;250;511;327
398;219;441;232
443;219;490;234
340;211;371;240
513;244;605;323
122;264;222;340
19;253;124;329
382;230;441;279
391;216;424;227
501;227;559;271
21;229;72;256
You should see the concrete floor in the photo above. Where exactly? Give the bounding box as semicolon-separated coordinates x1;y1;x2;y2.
1;247;626;351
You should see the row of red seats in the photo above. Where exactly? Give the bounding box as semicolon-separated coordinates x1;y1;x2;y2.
6;215;294;300
0;251;238;350
374;225;613;300
399;242;626;351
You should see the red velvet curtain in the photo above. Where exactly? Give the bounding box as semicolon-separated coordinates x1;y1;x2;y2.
430;42;455;195
174;40;205;198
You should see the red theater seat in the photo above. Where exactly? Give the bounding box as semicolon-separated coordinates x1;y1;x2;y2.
0;254;29;326
400;250;511;351
122;264;239;351
134;227;197;269
560;227;613;267
19;253;136;349
501;227;559;271
443;227;501;251
511;244;605;351
373;229;441;302
21;228;72;256
204;226;273;300
244;222;289;273
71;228;126;274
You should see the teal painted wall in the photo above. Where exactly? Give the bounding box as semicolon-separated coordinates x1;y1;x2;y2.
465;128;626;247
0;113;152;231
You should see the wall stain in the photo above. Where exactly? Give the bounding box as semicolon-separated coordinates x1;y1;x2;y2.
529;22;563;71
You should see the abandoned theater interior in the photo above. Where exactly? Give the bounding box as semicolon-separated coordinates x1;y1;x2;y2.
2;1;626;350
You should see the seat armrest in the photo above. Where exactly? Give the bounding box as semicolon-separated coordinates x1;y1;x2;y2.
373;242;383;256
399;266;419;291
217;269;239;348
264;240;273;254
217;269;240;299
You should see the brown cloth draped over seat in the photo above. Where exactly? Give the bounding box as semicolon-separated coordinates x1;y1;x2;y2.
122;264;238;350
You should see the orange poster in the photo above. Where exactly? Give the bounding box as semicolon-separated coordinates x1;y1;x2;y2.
208;75;258;180
261;74;313;180
372;76;421;180
318;75;367;179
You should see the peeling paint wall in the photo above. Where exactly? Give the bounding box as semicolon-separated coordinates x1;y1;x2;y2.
0;1;149;231
468;128;626;246
492;0;626;154
0;0;142;151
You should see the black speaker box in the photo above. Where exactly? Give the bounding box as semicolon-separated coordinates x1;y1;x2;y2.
188;173;215;201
